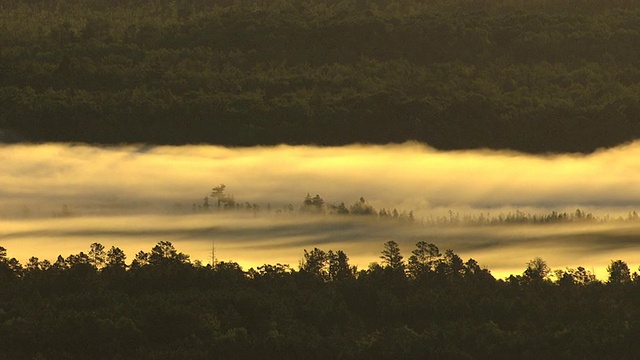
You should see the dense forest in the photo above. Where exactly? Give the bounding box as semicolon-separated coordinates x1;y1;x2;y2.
3;0;640;152
0;240;638;359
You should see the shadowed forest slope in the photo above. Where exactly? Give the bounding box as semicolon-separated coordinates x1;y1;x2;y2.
0;240;639;359
2;0;640;152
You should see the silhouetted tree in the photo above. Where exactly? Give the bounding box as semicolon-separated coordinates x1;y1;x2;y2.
462;258;494;284
130;251;149;269
106;246;127;269
24;257;50;274
301;247;328;279
25;257;41;272
210;184;235;208
573;266;597;285
328;250;355;281
88;242;106;270
437;249;464;277
464;258;482;276
149;241;189;266
633;266;640;282
63;252;96;284
408;241;441;279
329;202;350;215
52;255;68;271
211;184;226;207
607;260;631;284
554;266;596;286
380;241;404;272
302;193;325;213
214;261;246;284
350;197;376;215
202;196;211;210
252;263;292;281
66;252;90;267
0;246;21;281
523;257;550;283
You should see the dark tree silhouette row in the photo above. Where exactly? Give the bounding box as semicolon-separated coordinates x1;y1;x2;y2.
0;240;638;359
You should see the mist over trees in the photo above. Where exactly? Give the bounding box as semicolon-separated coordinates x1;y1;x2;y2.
0;241;639;358
2;0;640;152
190;185;640;228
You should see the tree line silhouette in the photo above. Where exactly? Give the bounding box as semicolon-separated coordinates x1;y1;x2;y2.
1;240;638;358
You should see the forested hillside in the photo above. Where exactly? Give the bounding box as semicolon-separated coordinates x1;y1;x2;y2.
1;240;639;359
2;0;640;152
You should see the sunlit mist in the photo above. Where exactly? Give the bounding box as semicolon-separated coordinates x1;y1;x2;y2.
2;142;640;279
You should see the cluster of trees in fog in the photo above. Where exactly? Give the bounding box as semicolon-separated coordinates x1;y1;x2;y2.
193;184;418;221
2;0;640;152
191;184;640;226
1;240;639;358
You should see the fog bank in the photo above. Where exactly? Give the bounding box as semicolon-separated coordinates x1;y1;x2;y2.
2;142;640;278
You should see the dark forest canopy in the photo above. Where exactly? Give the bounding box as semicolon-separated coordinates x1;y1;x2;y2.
2;0;640;152
0;240;639;358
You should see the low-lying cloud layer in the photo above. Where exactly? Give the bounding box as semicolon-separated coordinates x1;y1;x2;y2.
2;142;640;278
